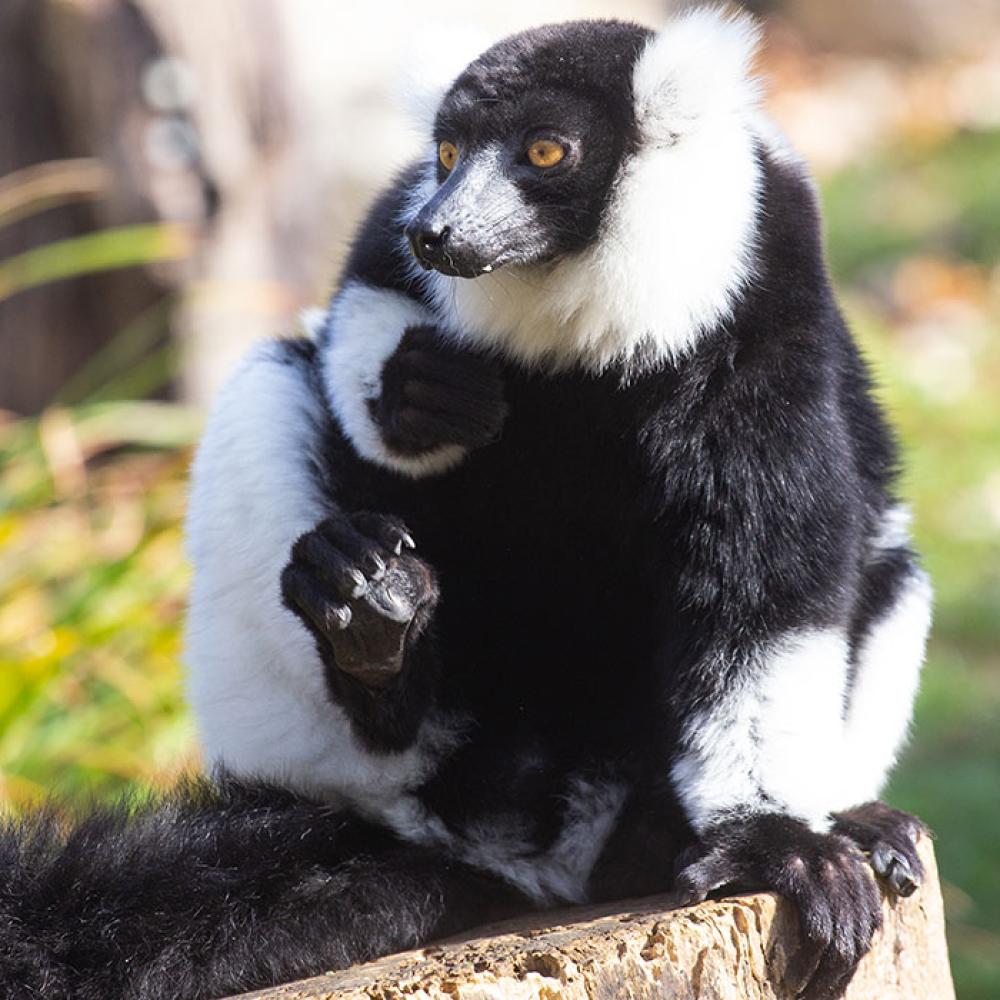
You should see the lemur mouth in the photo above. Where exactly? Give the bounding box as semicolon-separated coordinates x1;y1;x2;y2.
415;256;506;280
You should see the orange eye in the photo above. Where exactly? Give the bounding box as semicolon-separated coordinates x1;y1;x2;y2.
527;139;565;169
439;141;459;171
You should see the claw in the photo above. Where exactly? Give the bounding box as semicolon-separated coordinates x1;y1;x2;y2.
327;604;352;630
831;802;925;898
364;551;387;580
675;816;883;1000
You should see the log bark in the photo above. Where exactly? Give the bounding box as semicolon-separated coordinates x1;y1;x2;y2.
231;838;953;1000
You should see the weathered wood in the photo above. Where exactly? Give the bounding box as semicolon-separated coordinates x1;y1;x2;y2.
231;838;952;1000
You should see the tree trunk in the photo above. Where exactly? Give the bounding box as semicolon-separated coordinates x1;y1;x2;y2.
231;838;953;1000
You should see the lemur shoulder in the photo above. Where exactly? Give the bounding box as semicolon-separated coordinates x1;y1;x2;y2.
0;11;931;1000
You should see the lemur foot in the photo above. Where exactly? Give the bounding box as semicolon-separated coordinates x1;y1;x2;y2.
281;511;438;689
832;801;926;898
671;815;881;1000
374;325;507;454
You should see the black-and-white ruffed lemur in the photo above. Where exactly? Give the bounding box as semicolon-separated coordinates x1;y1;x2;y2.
1;10;933;1000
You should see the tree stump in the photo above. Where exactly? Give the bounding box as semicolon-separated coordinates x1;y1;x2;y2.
230;838;953;1000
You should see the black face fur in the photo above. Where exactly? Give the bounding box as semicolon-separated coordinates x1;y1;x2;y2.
405;20;650;278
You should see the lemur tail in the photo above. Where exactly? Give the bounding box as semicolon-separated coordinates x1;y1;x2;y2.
0;775;529;1000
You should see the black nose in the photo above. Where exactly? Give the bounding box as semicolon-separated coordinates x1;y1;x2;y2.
406;222;451;268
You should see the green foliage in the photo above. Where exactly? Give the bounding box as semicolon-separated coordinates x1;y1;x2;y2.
0;403;199;806
824;129;1000;281
0;224;194;303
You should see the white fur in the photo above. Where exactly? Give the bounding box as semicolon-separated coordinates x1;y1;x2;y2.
672;506;932;833
632;8;762;145
419;9;765;371
672;630;853;834
298;306;328;340
185;340;451;810
872;503;915;553
396;23;495;135
749;108;813;178
842;511;932;806
322;279;468;478
457;777;626;903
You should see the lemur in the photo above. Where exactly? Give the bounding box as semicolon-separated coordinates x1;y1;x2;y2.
0;11;932;1000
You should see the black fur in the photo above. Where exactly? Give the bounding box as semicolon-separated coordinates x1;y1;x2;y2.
671;814;884;1000
0;778;526;1000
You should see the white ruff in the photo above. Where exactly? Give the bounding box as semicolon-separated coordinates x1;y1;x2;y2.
417;8;764;371
323;280;468;478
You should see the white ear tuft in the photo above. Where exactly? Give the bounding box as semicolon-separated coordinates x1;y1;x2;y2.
633;6;763;145
395;23;494;136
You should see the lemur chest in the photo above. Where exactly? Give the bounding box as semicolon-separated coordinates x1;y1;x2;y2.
360;381;666;726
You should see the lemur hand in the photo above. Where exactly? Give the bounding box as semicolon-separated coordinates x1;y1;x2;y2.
374;325;507;454
831;801;926;898
671;814;882;1000
281;511;438;689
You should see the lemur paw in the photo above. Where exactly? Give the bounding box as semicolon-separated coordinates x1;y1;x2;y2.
832;801;926;898
374;325;507;455
671;815;882;1000
281;511;438;689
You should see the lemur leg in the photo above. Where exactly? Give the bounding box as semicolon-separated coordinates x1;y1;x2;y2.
669;632;883;1000
0;777;532;1000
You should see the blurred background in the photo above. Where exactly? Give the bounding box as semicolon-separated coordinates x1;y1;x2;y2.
0;0;998;994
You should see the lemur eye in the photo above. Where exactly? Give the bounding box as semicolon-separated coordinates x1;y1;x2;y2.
527;139;565;169
438;141;459;171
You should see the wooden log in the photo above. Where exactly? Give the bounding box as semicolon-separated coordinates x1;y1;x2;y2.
230;837;952;1000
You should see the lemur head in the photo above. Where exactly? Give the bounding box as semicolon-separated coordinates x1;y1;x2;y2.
405;19;646;278
402;9;804;370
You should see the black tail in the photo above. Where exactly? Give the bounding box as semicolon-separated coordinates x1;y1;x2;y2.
0;776;532;1000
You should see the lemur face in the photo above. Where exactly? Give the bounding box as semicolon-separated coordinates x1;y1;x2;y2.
404;12;773;369
405;21;650;279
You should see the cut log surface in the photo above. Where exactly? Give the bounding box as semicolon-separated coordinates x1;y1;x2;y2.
232;838;953;1000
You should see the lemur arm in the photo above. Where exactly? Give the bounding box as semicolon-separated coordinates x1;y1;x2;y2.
643;335;865;835
317;161;507;479
274;163;508;752
186;165;504;797
646;340;879;946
